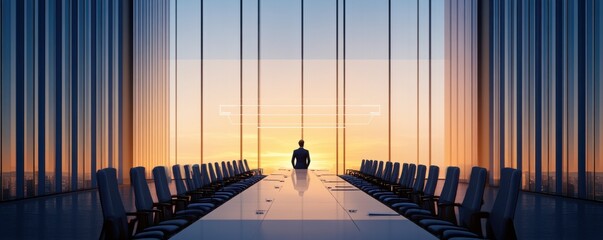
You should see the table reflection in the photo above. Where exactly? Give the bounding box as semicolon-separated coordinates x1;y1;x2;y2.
291;169;310;197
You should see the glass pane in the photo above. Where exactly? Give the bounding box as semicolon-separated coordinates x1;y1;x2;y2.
301;0;336;172
391;0;418;169
259;0;302;173
175;0;202;166
345;0;389;170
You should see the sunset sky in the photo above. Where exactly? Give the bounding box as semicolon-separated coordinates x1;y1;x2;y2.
166;0;446;174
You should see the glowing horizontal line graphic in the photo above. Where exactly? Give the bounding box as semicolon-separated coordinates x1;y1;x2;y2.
257;126;348;129
219;105;381;115
229;113;377;116
220;104;381;128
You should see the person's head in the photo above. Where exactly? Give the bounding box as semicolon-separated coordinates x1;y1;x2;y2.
298;139;305;147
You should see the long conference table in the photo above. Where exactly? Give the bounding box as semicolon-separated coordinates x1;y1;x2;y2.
170;169;437;240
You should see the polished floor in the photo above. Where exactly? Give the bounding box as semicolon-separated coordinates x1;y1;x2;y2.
0;176;602;239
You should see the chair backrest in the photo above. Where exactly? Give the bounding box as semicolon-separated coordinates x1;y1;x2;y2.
192;164;203;188
97;168;129;240
183;165;195;191
458;167;488;228
172;165;188;195
423;165;440;196
439;166;460;204
398;163;409;185
371;160;379;176
358;159;366;173
375;161;384;178
152;166;173;203
368;160;375;175
214;162;224;181
412;165;427;192
382;162;392;182
130;167;154;211
390;162;400;183
238;160;245;173
232;160;240;175
487;168;521;240
402;164;416;188
227;162;235;177
132;167;165;230
201;164;211;186
362;160;370;174
208;163;217;183
360;159;366;172
221;161;230;179
244;159;250;172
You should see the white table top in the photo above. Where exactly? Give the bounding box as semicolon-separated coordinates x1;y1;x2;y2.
170;169;437;240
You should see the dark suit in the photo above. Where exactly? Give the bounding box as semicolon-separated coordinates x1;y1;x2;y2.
291;147;311;169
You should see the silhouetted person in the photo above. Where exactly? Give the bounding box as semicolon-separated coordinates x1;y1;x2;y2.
291;139;311;169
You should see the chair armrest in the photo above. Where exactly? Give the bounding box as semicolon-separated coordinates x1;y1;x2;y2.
187;190;206;195
438;202;462;207
153;202;172;207
125;212;139;217
172;195;191;201
394;187;413;193
125;212;148;223
126;211;155;218
436;202;461;225
139;209;162;213
468;211;490;234
420;195;438;200
171;198;188;204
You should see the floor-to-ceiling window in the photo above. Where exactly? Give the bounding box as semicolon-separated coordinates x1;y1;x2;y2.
133;0;170;177
449;0;603;201
0;0;131;201
165;0;446;175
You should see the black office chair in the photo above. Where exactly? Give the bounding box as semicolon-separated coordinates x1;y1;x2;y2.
97;168;164;240
129;167;191;235
172;165;189;199
241;159;265;181
183;165;195;192
392;165;439;212
173;164;225;204
443;168;521;240
213;163;241;191
383;164;427;205
204;163;241;197
357;161;387;190
344;160;373;185
368;163;408;199
349;159;376;182
389;162;400;184
419;167;488;237
405;166;459;221
375;163;416;200
362;161;393;192
153;166;215;212
343;159;366;177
